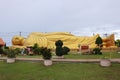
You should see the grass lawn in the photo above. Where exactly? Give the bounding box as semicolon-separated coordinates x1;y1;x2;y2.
16;52;120;59
0;61;120;80
65;52;120;59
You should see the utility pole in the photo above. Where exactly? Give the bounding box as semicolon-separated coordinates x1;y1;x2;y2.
20;32;21;36
104;33;107;37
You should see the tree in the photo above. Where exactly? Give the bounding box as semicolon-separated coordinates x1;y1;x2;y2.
0;46;3;55
115;39;120;47
95;36;103;46
32;43;41;55
55;40;63;56
94;36;103;55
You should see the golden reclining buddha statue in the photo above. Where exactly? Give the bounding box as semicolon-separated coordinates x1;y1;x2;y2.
12;32;116;49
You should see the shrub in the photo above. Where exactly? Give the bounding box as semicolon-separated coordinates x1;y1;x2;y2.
55;40;63;46
40;47;52;60
56;46;63;56
93;48;102;55
115;39;120;47
0;47;3;54
55;40;63;56
32;43;41;55
95;36;103;46
63;46;70;55
32;43;39;49
4;43;9;49
33;47;41;55
94;36;103;55
4;49;16;58
14;48;21;55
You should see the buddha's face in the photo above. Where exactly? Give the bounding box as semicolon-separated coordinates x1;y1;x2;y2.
12;36;25;45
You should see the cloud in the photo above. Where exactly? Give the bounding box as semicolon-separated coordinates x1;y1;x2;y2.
72;24;120;38
0;0;120;33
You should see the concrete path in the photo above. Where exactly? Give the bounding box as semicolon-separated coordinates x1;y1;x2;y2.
0;57;120;63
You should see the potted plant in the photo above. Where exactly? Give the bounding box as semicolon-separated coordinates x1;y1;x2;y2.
100;56;111;67
40;47;52;66
4;49;16;63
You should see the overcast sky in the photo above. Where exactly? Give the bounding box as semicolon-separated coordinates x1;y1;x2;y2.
0;0;120;36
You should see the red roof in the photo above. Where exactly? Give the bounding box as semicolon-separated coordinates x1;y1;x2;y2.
0;38;5;46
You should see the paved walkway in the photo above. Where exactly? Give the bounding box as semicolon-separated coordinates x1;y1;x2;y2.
0;57;120;63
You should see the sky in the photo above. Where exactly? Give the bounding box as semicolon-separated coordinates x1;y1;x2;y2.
0;0;120;37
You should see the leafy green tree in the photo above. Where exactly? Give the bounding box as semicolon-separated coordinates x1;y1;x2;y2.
55;40;63;56
94;36;103;55
0;46;3;55
95;36;103;46
115;39;120;47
